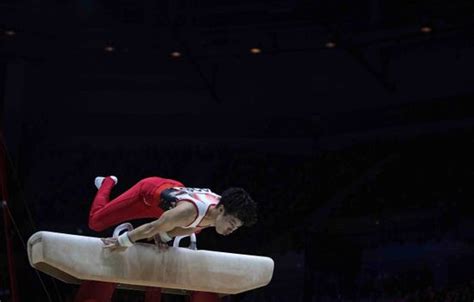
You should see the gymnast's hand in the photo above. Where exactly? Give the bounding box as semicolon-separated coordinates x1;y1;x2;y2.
153;235;170;251
101;237;128;252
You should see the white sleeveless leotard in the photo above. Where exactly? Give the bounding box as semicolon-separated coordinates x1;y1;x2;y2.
167;187;221;228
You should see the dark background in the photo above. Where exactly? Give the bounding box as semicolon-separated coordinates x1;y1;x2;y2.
1;0;474;301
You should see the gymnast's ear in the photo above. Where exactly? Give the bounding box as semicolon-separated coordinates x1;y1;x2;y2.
217;204;225;213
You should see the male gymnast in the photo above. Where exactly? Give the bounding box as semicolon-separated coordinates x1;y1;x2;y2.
75;175;257;302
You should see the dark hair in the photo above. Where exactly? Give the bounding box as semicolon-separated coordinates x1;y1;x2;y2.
219;187;257;226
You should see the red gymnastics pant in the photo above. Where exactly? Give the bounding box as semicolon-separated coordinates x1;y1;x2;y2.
74;176;220;302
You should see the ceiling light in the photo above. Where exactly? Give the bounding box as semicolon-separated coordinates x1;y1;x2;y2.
250;48;262;54
420;26;432;33
325;41;336;48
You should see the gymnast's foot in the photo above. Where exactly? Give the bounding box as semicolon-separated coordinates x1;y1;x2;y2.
94;176;118;189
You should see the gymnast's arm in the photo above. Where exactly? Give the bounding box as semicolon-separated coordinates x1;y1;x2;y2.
167;226;202;237
127;202;196;243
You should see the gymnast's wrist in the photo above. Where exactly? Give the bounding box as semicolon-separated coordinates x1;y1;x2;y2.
117;232;135;247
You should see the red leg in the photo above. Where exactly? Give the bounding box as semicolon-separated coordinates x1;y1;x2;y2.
88;177;117;220
88;177;182;231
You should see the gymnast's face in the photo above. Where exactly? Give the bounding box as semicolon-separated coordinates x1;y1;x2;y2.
215;205;243;236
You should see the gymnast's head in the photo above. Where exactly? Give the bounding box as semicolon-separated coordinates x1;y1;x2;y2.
214;187;257;236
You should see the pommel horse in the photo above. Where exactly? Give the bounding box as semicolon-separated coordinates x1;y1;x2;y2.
27;224;274;299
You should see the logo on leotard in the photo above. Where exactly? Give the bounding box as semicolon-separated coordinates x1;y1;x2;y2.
175;187;211;194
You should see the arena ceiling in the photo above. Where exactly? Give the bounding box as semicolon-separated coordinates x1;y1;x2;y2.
1;0;473;137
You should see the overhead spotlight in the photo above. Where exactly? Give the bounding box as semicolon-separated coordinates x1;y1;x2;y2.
420;26;432;33
170;51;182;58
325;41;336;48
250;48;262;54
5;30;16;36
104;46;115;52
